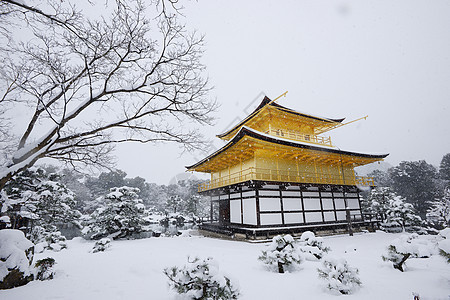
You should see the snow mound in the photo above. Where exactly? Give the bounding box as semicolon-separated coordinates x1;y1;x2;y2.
0;229;34;281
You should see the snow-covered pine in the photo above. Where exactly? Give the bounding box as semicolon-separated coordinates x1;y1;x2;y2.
258;234;302;273
91;238;112;253
382;234;434;271
427;187;450;229
298;231;330;260
164;256;240;300
82;186;147;240
1;167;81;233
34;257;56;281
362;187;397;222
317;257;361;295
385;196;422;232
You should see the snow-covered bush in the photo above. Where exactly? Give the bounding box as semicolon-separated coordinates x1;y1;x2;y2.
298;231;330;260
258;234;302;273
164;256;239;300
92;238;111;253
382;234;433;271
0;229;34;289
34;257;55;281
317;257;362;295
82;186;148;240
31;226;67;252
438;228;450;263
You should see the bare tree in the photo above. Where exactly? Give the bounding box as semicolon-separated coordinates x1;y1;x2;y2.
0;0;215;190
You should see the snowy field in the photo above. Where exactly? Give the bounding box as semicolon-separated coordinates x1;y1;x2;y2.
1;231;449;300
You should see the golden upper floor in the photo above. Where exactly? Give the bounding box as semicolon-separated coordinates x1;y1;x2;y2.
216;95;344;147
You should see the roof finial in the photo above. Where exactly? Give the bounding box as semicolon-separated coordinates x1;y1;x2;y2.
267;91;288;106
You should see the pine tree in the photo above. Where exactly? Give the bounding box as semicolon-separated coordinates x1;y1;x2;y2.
298;231;330;260
389;161;438;218
164;257;240;300
317;257;362;295
363;187;397;222
427;187;450;229
1;168;81;232
258;235;302;273
83;186;147;240
386;196;422;231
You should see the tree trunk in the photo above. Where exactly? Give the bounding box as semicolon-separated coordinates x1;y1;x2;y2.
277;262;284;274
393;253;410;272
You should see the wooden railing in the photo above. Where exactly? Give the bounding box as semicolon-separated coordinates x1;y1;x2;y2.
198;167;375;192
265;129;332;147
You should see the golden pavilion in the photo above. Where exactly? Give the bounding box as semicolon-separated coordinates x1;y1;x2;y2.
186;93;388;238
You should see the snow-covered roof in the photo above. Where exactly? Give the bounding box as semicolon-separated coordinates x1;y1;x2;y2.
217;96;345;140
186;126;388;172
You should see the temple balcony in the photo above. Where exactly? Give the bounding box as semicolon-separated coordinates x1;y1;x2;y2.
198;167;375;192
265;129;332;147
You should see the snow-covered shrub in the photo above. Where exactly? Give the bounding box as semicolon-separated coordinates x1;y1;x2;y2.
34;257;55;281
382;234;433;271
31;226;67;252
298;231;330;260
82;186;147;240
92;238;111;253
0;229;34;289
317;257;362;295
164;256;239;300
258;234;302;273
438;228;450;263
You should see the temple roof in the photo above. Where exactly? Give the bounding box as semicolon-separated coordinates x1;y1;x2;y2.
187;126;389;173
217;96;345;140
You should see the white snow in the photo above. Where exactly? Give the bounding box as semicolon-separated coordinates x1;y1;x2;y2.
0;231;449;299
0;229;34;281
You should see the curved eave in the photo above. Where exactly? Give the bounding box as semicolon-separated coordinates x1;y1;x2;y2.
216;96;344;139
186;127;389;172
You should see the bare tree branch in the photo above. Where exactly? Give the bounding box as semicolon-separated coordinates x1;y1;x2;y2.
0;0;216;190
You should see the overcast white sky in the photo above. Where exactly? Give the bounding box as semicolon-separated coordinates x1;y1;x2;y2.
115;0;450;184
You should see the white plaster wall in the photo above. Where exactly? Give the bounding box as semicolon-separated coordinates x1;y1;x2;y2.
259;198;281;211
282;198;302;210
284;213;304;224
323;211;336;222
305;212;323;223
230;200;241;224
347;198;360;209
322;198;334;210
260;213;282;225
334;198;346;209
304;198;321;210
336;211;346;221
242;198;257;225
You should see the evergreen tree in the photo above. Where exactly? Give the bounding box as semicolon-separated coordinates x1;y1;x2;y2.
363;187;397;222
83;186;147;240
388;161;438;218
427;187;450;228
298;231;330;260
164;257;240;300
317;257;362;295
258;235;302;273
385;196;422;231
1;168;81;231
440;153;450;181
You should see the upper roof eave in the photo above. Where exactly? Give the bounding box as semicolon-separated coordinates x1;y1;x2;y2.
216;96;345;139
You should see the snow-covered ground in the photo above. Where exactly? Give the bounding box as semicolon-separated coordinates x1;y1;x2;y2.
1;231;449;300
